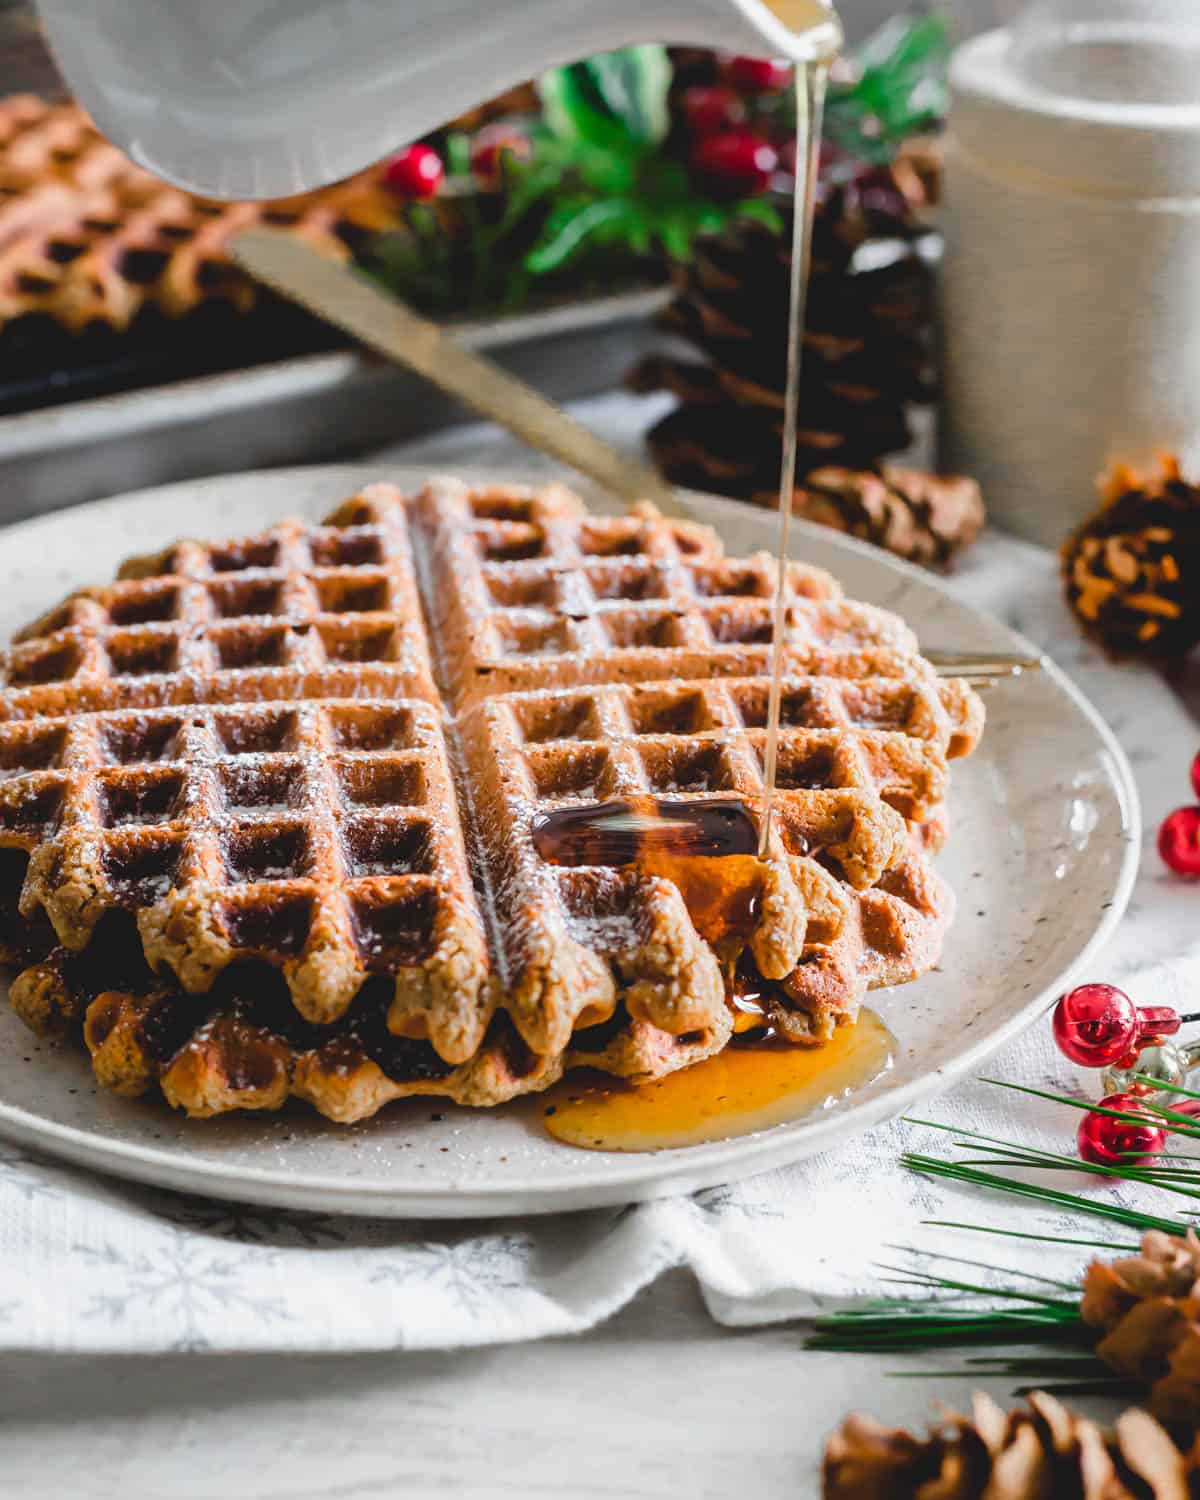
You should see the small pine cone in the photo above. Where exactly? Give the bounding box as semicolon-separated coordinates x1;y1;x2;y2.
1082;1228;1200;1428
823;1390;1196;1499
790;465;985;567
1061;457;1200;658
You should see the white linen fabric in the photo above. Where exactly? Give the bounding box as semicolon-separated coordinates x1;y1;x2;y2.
0;395;1190;1353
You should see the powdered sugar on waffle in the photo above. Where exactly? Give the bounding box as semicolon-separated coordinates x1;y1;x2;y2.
0;477;984;1117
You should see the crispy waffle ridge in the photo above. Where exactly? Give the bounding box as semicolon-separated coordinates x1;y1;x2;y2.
3;484;437;721
0;695;495;1064
0;475;984;1113
414;476;933;707
9;930;733;1120
0;95;402;333
458;673;961;1052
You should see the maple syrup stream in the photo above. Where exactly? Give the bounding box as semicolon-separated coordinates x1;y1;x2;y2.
529;63;892;1152
760;60;830;857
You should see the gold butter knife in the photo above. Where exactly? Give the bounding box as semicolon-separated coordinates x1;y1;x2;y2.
231;229;692;519
232;230;1042;687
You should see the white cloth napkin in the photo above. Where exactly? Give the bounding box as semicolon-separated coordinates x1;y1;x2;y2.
1;395;1195;1354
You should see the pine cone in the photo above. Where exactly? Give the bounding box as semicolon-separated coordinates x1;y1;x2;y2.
629;181;936;501
823;1391;1197;1499
790;465;984;567
1061;458;1200;658
1082;1229;1200;1428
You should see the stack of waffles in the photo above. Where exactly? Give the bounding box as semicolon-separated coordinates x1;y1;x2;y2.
0;478;984;1121
0;94;402;338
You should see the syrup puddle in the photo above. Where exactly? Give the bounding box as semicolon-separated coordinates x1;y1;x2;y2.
540;1010;892;1153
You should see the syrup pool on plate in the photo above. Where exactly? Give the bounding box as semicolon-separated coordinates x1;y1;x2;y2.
540;1011;893;1152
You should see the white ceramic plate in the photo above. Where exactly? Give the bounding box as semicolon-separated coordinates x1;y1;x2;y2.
0;465;1139;1217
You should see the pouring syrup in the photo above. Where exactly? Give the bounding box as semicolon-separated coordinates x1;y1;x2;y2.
759;60;829;855
536;57;852;1150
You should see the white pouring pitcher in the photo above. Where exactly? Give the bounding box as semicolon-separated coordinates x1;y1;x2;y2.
29;0;841;200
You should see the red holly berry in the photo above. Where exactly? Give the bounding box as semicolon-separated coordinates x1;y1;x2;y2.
1078;1092;1166;1168
382;143;444;199
721;55;791;93
1191;748;1200;800
1159;805;1200;877
691;129;779;196
470;124;533;188
682;85;746;136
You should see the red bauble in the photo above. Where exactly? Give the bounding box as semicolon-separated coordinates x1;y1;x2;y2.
1159;805;1200;877
383;143;444;199
1052;983;1181;1067
691;130;779;195
470;125;533;188
1077;1092;1166;1167
682;86;745;136
1191;749;1200;800
721;54;791;93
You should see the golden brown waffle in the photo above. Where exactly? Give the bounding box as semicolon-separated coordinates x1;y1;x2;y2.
6;846;949;1117
9;933;730;1118
0;694;495;1063
456;669;969;1052
0;95;402;333
2;484;436;721
0;475;984;1116
413;476;928;707
738;851;953;1044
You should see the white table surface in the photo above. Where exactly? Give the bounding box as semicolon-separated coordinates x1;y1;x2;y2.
0;394;1141;1498
2;1272;1056;1500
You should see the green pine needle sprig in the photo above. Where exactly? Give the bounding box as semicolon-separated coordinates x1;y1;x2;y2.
807;1074;1200;1386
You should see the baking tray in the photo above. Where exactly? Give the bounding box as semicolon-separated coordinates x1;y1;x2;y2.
0;287;669;524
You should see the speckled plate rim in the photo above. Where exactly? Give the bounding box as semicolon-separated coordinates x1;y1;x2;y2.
0;464;1141;1217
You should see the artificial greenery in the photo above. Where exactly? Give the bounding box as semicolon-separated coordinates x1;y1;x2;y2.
823;12;951;164
367;45;778;318
806;1074;1200;1399
367;15;951;318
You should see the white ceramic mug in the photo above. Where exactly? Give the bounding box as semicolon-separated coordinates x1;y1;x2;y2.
941;2;1200;546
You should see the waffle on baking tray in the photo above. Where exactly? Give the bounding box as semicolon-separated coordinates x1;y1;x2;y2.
0;477;983;1120
0;94;401;336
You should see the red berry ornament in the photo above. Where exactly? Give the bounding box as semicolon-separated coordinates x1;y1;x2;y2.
1160;805;1200;877
691;129;779;196
1191;749;1200;801
1078;1092;1166;1167
682;86;746;136
469;124;533;188
1052;983;1182;1068
383;143;444;199
721;54;791;93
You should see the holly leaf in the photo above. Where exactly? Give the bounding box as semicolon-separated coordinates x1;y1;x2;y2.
582;46;671;146
825;12;950;161
523;197;636;273
538;63;634;153
538;45;670;151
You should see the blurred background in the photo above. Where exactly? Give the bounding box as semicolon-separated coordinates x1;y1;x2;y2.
0;0;1013;524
